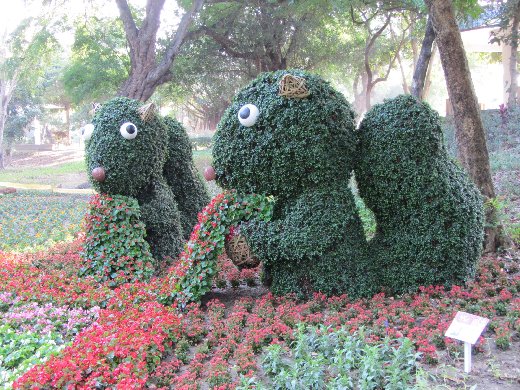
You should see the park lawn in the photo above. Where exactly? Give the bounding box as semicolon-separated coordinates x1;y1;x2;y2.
0;149;213;189
0;161;87;187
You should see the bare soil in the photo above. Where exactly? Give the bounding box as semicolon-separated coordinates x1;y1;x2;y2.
8;149;85;168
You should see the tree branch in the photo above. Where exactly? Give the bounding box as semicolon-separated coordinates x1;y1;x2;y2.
202;27;257;59
149;0;205;83
114;0;139;46
364;15;392;85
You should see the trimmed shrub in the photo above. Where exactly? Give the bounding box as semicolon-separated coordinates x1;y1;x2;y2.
356;95;484;295
80;194;154;286
213;70;369;297
85;97;209;261
162;117;210;237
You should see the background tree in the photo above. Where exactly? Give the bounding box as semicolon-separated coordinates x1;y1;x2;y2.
4;83;42;155
63;16;130;107
115;0;205;101
0;17;59;168
490;0;520;107
425;0;501;252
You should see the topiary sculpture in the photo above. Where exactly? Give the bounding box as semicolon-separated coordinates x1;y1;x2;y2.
212;70;369;297
356;95;484;294
211;71;484;299
84;97;209;263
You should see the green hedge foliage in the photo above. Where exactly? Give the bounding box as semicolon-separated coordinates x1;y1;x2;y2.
356;95;484;295
213;70;358;201
162;117;210;237
214;72;484;299
85;97;209;262
213;70;368;297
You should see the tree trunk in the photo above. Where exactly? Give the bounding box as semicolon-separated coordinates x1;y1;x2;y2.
396;52;409;94
116;0;205;101
0;79;16;170
422;43;437;99
426;0;501;252
411;16;435;99
508;1;520;107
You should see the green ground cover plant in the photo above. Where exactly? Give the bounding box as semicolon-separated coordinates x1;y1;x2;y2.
0;325;69;390
245;324;421;390
0;192;87;252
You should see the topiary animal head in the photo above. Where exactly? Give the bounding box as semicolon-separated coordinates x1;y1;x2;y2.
84;97;168;196
212;70;357;199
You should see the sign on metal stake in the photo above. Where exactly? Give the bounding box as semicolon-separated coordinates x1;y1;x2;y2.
445;311;489;374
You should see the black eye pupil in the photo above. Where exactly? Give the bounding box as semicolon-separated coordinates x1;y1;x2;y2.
239;107;250;119
126;124;136;134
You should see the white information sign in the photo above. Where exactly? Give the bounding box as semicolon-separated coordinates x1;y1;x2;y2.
445;311;489;373
445;311;489;344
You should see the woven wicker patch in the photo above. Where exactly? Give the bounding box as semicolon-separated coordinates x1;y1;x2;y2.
278;74;310;99
225;234;260;269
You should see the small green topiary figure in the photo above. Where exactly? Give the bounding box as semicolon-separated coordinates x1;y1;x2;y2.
212;70;369;297
356;95;484;294
84;97;209;262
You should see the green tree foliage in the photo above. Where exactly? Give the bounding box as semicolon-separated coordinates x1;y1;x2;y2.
62;17;129;106
4;83;42;150
0;15;60;167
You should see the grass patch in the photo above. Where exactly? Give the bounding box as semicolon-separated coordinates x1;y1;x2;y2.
0;191;88;253
0;161;86;186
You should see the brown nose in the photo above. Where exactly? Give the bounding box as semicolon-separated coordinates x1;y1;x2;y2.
92;167;106;182
203;166;216;181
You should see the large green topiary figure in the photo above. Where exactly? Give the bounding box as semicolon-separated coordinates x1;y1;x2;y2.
212;71;484;299
356;95;484;294
84;97;209;262
213;70;369;297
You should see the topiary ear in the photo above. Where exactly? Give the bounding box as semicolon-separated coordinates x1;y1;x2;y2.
89;102;101;116
138;102;156;122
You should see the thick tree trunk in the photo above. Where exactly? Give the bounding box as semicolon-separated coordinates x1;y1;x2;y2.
411;17;435;99
426;0;501;252
508;1;520;107
116;0;205;102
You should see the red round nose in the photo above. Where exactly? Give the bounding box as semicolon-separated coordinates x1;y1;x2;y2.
203;166;216;181
92;167;106;182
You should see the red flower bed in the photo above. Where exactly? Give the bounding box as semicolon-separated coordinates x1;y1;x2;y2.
14;302;181;389
2;190;519;388
0;239;113;308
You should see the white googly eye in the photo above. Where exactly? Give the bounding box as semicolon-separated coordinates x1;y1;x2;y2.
237;104;259;127
82;124;94;141
120;122;138;140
